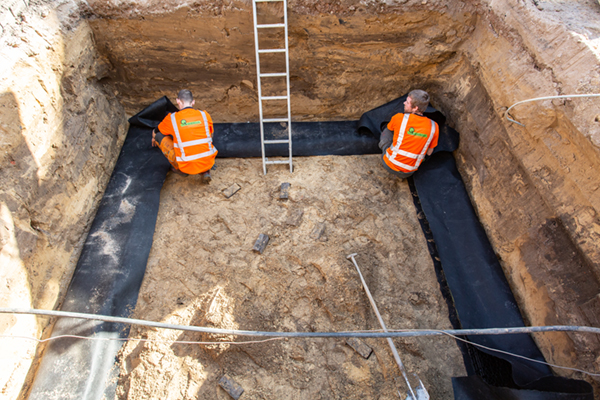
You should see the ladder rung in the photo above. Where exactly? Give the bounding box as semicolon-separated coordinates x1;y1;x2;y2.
261;96;288;100
260;72;287;77
265;160;291;165
258;48;286;53
257;23;285;28
264;139;290;144
263;118;289;123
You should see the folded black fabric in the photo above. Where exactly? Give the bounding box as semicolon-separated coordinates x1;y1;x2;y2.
28;98;172;400
453;375;593;400
213;120;378;157
357;94;446;139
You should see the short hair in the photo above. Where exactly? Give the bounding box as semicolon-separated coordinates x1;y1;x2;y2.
177;89;194;104
408;89;430;113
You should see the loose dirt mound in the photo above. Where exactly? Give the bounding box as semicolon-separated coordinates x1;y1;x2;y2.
116;155;465;399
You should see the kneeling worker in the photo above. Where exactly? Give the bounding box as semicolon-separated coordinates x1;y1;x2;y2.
152;89;217;180
379;89;439;179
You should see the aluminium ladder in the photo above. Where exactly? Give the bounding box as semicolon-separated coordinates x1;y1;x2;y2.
252;0;293;174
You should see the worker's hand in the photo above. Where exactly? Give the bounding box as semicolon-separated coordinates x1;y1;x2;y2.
151;129;158;147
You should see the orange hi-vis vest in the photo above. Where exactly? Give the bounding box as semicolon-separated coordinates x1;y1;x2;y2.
384;113;439;173
158;108;217;174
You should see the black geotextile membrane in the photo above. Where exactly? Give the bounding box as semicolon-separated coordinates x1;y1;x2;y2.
134;96;382;157
411;149;593;398
28;98;173;400
452;376;594;400
214;120;380;157
357;94;446;138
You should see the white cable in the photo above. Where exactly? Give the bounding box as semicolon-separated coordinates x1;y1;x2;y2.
505;93;600;126
3;329;600;378
441;331;600;378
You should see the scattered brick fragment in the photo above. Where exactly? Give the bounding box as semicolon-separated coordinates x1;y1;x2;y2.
218;374;244;399
279;182;290;200
252;233;269;254
310;222;326;240
222;183;241;198
346;337;373;359
286;209;304;226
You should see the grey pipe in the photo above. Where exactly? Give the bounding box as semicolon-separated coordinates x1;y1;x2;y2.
2;307;600;338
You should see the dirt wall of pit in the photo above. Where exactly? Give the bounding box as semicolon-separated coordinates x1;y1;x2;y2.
440;0;600;388
2;0;600;397
0;1;127;398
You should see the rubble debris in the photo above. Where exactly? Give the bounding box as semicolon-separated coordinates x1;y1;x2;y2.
346;337;373;359
285;209;304;226
310;222;326;240
222;183;241;198
252;233;269;254
279;182;291;200
218;374;244;399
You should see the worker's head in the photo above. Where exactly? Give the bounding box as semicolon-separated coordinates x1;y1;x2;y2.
404;90;430;114
176;89;195;109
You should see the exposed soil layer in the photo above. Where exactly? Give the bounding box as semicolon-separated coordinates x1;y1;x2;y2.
0;1;127;397
116;155;466;399
88;1;475;121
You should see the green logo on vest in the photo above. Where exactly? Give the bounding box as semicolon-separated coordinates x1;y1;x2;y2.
407;127;427;138
180;119;203;127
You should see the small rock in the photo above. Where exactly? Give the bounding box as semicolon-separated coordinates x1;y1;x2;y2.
252;233;269;254
222;183;241;198
218;374;244;399
310;222;326;240
280;182;290;200
346;337;373;359
241;80;254;90
286;209;304;226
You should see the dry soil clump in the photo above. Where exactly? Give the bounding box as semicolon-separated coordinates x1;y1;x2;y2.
116;155;465;399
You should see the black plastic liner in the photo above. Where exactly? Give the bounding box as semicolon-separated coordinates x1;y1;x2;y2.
412;152;592;398
28;98;173;400
30;96;593;399
452;375;594;400
132;96;382;158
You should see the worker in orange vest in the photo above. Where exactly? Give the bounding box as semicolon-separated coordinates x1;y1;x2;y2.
152;89;217;180
378;90;439;179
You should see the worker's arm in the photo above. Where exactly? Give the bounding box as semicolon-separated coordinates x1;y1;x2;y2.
379;127;394;151
154;114;175;147
426;123;439;156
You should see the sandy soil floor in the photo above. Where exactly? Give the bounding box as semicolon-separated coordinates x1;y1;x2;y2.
115;155;466;400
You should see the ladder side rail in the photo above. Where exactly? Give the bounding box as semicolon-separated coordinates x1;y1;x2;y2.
251;0;268;175
283;0;293;172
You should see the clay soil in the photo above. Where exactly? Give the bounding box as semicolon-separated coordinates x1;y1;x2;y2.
115;155;466;399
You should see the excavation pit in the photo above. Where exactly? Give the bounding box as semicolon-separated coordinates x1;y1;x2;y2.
2;0;600;398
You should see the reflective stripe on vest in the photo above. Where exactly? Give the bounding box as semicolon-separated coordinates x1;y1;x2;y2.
385;114;436;172
171;111;216;162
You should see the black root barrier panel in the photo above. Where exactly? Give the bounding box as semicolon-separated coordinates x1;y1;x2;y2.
29;96;593;399
28;98;173;400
